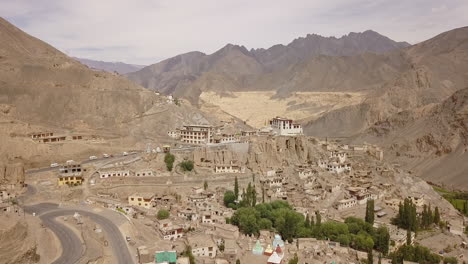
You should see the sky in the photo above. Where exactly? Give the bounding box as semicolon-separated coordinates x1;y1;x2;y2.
2;0;468;65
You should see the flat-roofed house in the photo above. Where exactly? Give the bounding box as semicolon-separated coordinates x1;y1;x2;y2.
128;193;154;209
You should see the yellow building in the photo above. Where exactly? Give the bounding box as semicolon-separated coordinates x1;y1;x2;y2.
58;175;83;186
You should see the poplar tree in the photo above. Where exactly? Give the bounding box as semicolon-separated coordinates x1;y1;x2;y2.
234;176;239;200
365;199;375;225
315;210;322;226
433;207;440;224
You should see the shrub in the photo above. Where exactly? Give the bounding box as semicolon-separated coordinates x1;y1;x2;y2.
164;153;175;171
157;209;170;220
179;160;194;172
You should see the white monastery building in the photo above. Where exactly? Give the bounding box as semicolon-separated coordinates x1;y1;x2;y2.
269;117;303;136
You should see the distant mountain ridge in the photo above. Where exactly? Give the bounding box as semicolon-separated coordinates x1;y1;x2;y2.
126;30;410;100
75;57;145;74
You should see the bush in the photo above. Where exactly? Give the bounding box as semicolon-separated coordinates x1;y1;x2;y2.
157;209;170;220
224;191;237;207
443;256;458;264
164;153;175;171
179;160;194;172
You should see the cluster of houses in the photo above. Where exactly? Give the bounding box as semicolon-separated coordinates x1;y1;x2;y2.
167;116;304;146
29;132;98;143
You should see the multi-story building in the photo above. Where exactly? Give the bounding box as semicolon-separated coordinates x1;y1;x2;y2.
269;117;303;136
59;163;83;177
58;175;83;186
335;198;357;210
128;193;154;209
179;125;214;145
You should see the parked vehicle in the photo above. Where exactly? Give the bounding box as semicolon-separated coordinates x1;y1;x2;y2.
122;152;129;156
89;156;97;160
103;154;109;158
50;163;59;168
66;160;75;164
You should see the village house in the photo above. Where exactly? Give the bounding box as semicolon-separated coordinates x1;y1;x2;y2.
187;234;217;258
408;195;425;207
384;198;402;210
326;162;351;174
297;168;316;179
156;219;184;240
98;169;130;179
135;169;154;177
179;125;214;145
30;132;54;139
214;160;245;174
241;130;257;137
212;132;239;144
330;151;347;163
269;116;303;136
335;198;357;210
167;130;180;139
178;208;199;222
128;193;154;209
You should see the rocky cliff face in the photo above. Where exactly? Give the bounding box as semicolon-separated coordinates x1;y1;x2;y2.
353;87;468;189
0;160;25;186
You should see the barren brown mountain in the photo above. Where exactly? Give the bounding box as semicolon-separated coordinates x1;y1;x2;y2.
74;57;145;74
0;17;219;164
127;30;410;127
304;26;468;137
352;87;468;190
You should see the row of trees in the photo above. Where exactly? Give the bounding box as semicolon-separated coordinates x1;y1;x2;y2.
164;153;194;172
391;198;441;231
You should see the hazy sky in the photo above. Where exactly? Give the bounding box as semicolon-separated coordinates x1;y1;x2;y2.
2;0;468;65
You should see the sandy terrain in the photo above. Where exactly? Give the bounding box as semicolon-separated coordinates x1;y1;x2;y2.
200;91;365;128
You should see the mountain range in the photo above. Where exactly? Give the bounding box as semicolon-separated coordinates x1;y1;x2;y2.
126;26;468;189
74;57;145;74
126;30;410;102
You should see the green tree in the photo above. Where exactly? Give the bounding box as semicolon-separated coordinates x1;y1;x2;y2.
434;206;440;225
315;210;322;226
157;209;170;220
304;214;311;228
406;229;412;245
443;256;458;264
368;249;374;264
182;246;196;264
234;176;239;200
203;180;208;190
366;199;375;225
252;185;257;207
164;153;175;171
262;186;265;203
236;260;240;264
223;191;236;208
374;225;390;255
288;253;299;264
179;160;194;171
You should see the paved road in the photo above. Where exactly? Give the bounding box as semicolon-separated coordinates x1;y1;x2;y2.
26;152;140;175
25;203;134;264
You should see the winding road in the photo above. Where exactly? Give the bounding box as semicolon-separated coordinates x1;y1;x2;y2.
25;203;134;264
